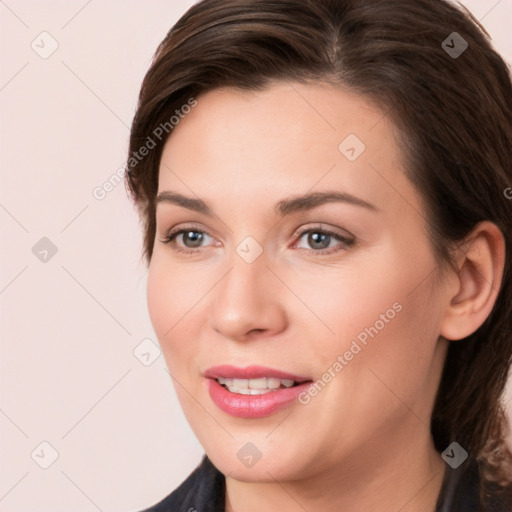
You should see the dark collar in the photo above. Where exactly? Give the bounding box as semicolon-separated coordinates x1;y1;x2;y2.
139;455;225;512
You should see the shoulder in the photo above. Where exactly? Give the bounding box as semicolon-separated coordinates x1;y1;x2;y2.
138;455;225;512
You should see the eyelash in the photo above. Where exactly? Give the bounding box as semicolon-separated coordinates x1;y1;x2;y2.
159;224;355;256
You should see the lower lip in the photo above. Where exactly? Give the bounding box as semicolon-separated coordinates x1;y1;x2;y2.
206;378;313;418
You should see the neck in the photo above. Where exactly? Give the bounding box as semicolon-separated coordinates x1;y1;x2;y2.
224;430;446;512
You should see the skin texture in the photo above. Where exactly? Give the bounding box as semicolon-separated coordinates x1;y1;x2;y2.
146;82;505;512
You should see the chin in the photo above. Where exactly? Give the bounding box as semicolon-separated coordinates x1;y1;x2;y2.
207;446;305;482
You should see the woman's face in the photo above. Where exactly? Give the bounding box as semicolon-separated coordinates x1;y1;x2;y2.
147;82;452;482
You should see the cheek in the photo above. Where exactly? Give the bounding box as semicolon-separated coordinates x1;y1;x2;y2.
147;232;440;379
146;258;201;368
146;260;172;341
295;241;441;377
320;254;442;417
292;252;420;333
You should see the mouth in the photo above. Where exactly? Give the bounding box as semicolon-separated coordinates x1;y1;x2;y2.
203;365;314;418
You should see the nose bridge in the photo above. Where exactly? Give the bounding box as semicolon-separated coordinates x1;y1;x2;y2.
209;241;286;339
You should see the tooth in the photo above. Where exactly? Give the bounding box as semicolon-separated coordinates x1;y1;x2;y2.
248;377;267;389
228;386;271;395
267;378;281;389
249;388;270;395
217;377;233;386
219;377;298;393
233;378;248;388
225;386;272;395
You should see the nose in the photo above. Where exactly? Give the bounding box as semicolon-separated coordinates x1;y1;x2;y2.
208;247;288;341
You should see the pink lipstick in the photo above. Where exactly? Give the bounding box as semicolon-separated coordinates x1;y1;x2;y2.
204;365;313;418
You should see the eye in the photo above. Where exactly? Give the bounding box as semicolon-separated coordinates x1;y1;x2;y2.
159;225;214;254
293;225;355;255
159;224;355;256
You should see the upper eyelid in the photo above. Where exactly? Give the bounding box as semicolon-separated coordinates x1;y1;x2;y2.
293;224;354;239
163;223;351;237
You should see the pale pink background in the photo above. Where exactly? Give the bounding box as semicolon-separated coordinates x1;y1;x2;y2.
0;1;511;510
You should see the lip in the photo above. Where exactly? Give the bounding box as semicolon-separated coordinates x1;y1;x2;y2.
204;365;313;418
203;365;311;382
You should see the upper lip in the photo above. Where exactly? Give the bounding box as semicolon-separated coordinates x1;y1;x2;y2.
204;365;312;383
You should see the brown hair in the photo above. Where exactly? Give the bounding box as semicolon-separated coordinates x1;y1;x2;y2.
125;0;512;505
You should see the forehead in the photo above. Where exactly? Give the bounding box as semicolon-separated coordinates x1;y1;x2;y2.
157;81;421;219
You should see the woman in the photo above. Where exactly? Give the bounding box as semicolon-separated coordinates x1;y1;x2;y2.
125;0;512;510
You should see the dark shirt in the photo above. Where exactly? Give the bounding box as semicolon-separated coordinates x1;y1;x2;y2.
139;454;511;512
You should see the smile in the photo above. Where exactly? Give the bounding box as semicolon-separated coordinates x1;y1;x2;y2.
204;365;313;417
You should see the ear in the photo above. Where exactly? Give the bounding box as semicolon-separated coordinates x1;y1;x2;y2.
439;221;506;341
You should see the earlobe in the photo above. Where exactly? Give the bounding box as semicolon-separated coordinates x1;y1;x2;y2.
439;221;505;341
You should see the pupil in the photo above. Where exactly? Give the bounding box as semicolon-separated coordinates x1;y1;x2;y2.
184;231;203;247
309;232;329;249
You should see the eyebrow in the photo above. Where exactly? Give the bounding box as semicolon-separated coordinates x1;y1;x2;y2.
155;190;379;216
